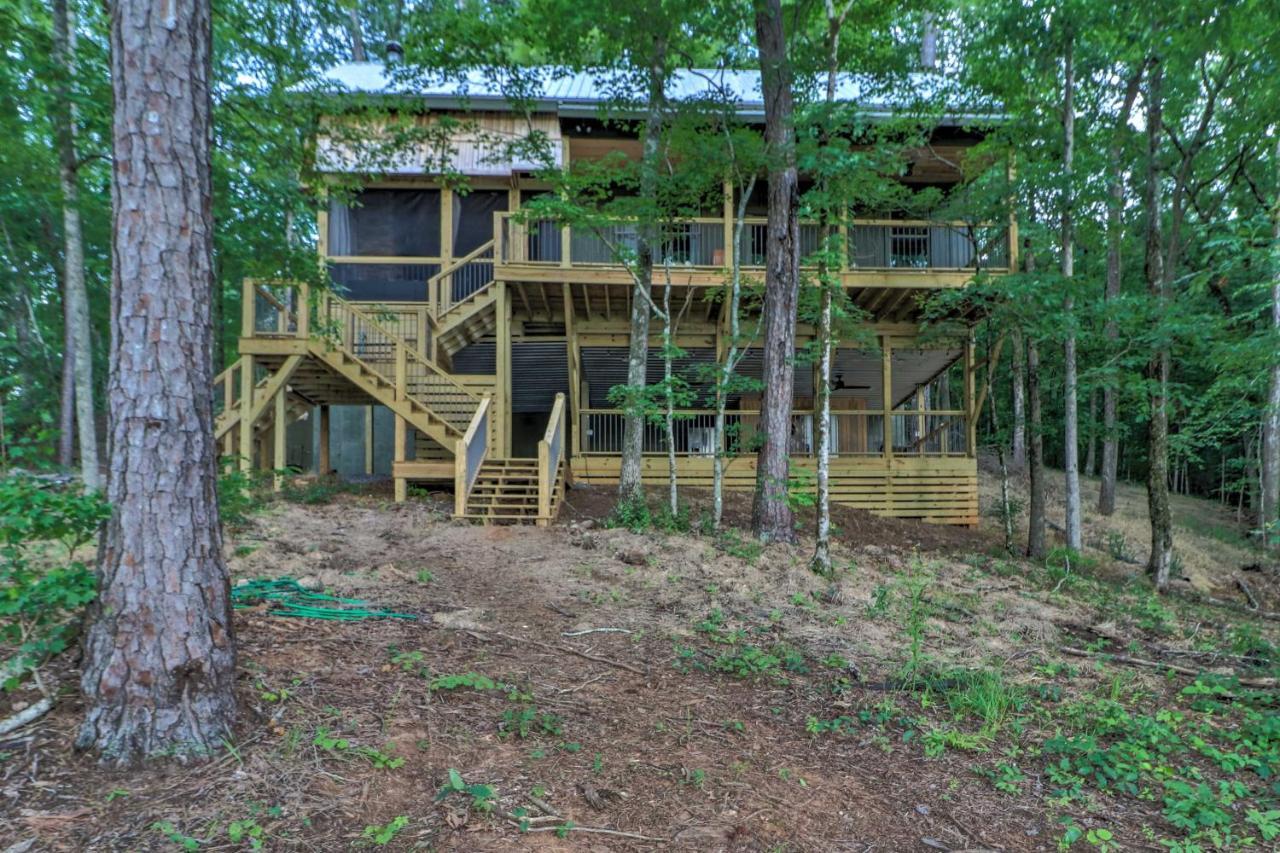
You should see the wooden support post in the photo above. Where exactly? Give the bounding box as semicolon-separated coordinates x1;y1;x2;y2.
394;416;407;502
496;281;511;456
364;405;374;475
318;405;331;475
915;386;926;458
722;178;734;269
297;281;309;340
441;188;454;268
881;335;893;466
965;333;977;456
564;283;581;457
241;278;255;338
394;343;407;502
222;366;235;464
273;388;287;491
238;354;255;471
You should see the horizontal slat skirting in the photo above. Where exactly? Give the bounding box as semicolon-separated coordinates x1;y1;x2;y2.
568;455;977;527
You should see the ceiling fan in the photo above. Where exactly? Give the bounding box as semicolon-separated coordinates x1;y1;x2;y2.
832;374;872;391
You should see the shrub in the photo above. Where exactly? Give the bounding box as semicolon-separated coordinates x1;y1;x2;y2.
0;475;108;688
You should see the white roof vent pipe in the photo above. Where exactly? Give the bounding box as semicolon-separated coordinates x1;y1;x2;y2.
385;41;403;65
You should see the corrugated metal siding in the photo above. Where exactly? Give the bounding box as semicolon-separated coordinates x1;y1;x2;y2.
317;113;562;176
513;342;568;412
452;341;496;374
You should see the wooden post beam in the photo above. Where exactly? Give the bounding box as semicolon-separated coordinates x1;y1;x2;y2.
273;387;287;491
318;404;331;475
238;354;255;471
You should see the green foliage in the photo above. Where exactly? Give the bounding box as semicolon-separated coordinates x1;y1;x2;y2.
435;768;496;813
606;494;652;533
499;706;563;739
0;476;107;687
217;465;268;527
715;529;764;563
360;816;409;846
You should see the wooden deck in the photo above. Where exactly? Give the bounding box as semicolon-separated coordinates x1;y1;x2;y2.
569;454;979;527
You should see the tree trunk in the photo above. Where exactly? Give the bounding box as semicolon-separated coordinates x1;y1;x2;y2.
811;0;849;574
1261;134;1280;551
346;7;367;62
1060;34;1082;553
1084;388;1097;477
813;284;832;572
751;0;800;544
662;260;678;518
1099;66;1143;516
1024;249;1046;559
1027;335;1046;560
617;44;666;508
78;0;236;765
1143;60;1174;591
53;0;100;491
59;317;75;468
1010;329;1026;469
713;177;755;530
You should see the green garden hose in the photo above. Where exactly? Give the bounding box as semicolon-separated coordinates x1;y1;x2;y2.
231;577;417;621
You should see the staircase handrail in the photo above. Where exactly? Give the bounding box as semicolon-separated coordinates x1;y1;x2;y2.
319;288;481;406
454;396;491;516
537;393;567;521
428;239;496;320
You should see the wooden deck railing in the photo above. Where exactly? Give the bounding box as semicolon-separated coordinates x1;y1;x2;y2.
538;393;567;523
496;212;1012;273
428;239;496;320
577;408;971;458
454;396;491;516
240;278;481;432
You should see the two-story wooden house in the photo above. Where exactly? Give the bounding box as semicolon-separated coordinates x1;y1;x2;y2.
215;64;1013;526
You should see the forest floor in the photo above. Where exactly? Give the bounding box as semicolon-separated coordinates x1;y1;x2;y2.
3;464;1278;852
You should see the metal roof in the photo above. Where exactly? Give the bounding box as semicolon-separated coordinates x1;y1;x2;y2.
310;63;997;124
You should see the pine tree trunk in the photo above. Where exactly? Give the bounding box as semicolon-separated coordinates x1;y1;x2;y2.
618;45;666;508
1143;61;1174;591
1261;135;1280;551
1010;329;1026;469
77;0;236;765
1061;35;1082;553
53;0;100;491
751;0;800;544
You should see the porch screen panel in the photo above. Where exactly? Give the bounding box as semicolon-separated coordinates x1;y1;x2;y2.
521;190;562;262
453;190;507;256
849;225;888;267
328;189;441;257
328;262;437;302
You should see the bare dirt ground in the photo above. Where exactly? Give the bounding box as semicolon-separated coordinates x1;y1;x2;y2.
2;469;1276;852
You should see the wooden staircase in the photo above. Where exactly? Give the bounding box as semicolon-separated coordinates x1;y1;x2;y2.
452;393;567;526
232;276;568;523
429;240;498;361
458;459;543;522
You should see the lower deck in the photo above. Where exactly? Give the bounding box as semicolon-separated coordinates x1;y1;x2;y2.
224;279;982;527
570;455;977;526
